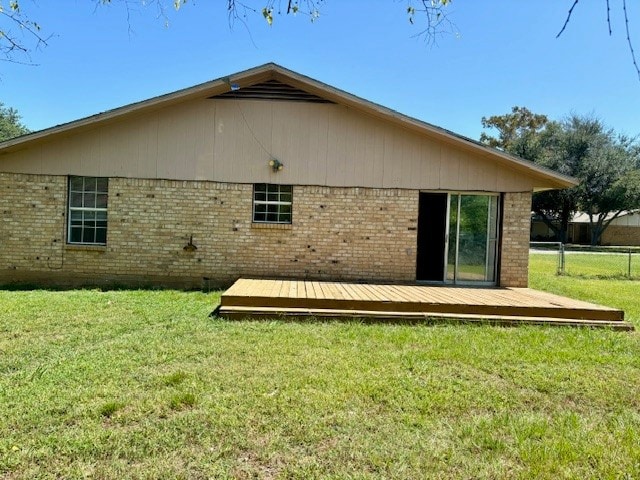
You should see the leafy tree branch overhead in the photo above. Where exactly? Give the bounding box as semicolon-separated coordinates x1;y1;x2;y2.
0;0;49;64
0;0;452;65
1;1;638;79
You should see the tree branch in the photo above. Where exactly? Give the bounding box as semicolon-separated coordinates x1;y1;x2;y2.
0;7;50;65
406;0;456;46
556;0;639;81
556;0;579;38
603;209;625;229
622;0;640;80
533;207;562;239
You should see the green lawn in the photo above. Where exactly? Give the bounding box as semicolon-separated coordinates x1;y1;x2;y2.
531;250;640;280
1;262;639;479
530;253;640;322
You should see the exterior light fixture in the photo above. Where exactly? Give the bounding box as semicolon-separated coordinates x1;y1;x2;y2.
269;158;284;172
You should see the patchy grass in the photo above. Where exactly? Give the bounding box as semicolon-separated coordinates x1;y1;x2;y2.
1;268;639;478
98;401;125;419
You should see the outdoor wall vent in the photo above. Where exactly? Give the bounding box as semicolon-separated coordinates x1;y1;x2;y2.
214;80;335;103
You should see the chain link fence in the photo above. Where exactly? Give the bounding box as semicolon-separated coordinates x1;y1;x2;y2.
530;242;640;279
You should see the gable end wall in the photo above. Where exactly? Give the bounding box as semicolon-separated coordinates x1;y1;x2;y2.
0;99;539;193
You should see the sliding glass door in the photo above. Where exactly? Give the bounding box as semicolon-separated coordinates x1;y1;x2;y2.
416;192;500;285
446;194;499;284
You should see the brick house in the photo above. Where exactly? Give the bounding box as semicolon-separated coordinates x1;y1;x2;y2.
0;64;575;289
531;211;640;246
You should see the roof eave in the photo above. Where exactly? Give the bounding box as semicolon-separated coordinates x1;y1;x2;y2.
267;65;578;190
0;63;280;153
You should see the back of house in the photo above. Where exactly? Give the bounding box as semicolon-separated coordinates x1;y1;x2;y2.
0;64;575;289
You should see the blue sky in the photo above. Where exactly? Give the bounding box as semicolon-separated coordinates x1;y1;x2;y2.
2;1;639;141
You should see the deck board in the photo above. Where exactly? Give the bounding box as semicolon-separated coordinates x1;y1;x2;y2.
218;278;630;328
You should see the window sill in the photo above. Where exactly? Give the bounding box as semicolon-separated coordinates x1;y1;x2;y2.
251;222;292;230
65;243;108;252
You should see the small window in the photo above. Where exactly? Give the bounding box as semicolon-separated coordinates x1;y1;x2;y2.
253;184;292;224
68;176;108;245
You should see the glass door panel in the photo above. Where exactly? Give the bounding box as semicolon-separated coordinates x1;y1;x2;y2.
457;195;490;281
485;195;499;282
445;193;500;284
446;194;459;281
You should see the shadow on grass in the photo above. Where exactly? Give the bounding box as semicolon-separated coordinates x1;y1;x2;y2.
559;273;640;281
0;282;226;293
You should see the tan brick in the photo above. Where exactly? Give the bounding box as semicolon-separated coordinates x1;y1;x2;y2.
500;191;531;287
0;174;418;288
0;173;531;288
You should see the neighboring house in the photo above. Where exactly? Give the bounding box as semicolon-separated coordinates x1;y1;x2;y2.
601;211;640;246
0;64;575;289
531;211;640;246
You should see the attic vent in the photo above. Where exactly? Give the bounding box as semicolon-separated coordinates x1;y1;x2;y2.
214;80;334;103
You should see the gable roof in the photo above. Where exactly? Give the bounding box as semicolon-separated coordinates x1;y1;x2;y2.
0;63;576;190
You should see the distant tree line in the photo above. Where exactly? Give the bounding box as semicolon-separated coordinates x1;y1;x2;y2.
481;107;640;246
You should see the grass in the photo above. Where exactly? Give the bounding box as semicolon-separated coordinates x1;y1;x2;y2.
531;250;640;280
1;262;639;479
530;253;640;322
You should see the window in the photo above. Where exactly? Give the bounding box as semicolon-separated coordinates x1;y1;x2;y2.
68;176;108;245
253;183;292;224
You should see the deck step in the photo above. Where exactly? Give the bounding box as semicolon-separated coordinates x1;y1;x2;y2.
218;279;630;329
217;306;634;331
221;295;624;321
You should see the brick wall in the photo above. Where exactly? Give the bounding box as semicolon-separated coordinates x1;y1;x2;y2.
0;172;531;288
499;191;532;288
0;173;67;280
0;173;418;288
601;226;640;246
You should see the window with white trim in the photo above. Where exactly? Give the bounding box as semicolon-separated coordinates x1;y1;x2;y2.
68;176;108;245
252;183;292;224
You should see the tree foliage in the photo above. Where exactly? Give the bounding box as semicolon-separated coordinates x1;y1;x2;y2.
480;106;549;159
481;108;640;245
0;101;29;141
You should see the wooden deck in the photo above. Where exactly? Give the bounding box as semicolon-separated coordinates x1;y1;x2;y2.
217;279;633;330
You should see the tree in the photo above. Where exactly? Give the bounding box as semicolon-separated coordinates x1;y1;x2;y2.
573;127;640;244
480;108;576;243
481;109;640;245
480;106;549;159
0;102;29;141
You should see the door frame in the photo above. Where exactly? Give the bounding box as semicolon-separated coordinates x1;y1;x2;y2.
417;191;501;286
